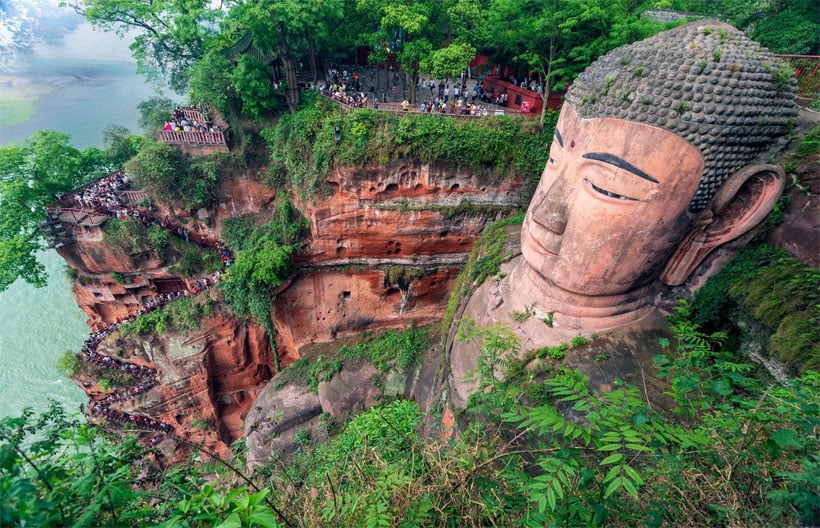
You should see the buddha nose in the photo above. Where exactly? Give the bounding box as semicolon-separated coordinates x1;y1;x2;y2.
532;180;569;235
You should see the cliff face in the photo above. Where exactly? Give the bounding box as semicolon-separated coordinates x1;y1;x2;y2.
272;160;523;358
74;305;272;459
273;268;459;363
126;307;272;458
57;159;523;457
299;160;522;265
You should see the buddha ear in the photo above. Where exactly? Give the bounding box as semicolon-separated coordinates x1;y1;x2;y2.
661;164;786;286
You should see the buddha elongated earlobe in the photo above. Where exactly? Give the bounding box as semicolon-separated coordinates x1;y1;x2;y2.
661;164;786;286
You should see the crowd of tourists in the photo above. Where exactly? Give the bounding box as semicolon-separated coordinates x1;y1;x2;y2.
318;65;512;117
81;320;172;446
57;169;239;446
325;87;370;108
164;106;215;133
70;170;130;211
78;265;224;444
64;168;234;269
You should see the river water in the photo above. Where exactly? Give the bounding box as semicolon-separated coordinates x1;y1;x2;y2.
0;11;159;418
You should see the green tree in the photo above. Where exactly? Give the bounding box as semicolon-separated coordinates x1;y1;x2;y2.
220;197;304;371
188;50;234;115
124;141;190;206
0;131;108;291
137;96;175;136
67;0;221;91
671;0;819;54
0;401;290;527
731;0;819;54
102;124;145;167
231;55;281;120
354;0;482;103
427;41;477;81
223;0;344;111
485;0;665;124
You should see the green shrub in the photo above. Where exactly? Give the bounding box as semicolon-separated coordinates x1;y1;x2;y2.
794;123;820;158
56;350;80;377
169;247;204;276
146;225;171;256
262;91;555;201
126;143;238;209
167;297;204;334
510;303;535;322
221;214;258;252
120;308;172;336
119;296;211;337
103;218;146;254
338;324;430;372
469;212;525;285
691;245;819;372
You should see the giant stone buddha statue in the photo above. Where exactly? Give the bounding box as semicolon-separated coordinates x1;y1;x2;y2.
449;21;797;406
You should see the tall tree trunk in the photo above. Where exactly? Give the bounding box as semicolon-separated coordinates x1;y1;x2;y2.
409;70;417;104
540;40;555;126
306;29;318;84
277;22;300;111
386;64;393;101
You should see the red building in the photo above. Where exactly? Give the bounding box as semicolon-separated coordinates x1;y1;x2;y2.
480;75;564;114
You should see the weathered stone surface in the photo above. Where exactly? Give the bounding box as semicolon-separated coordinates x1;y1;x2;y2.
272;159;524;359
58;157;520;460
317;360;380;418
100;306;273;460
245;383;325;468
297;160;522;266
273;268;458;360
245;348;443;467
769;170;820;268
767;109;820;268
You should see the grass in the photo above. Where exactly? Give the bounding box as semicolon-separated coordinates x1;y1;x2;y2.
275;325;433;394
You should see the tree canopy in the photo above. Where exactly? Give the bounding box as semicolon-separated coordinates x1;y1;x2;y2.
65;0;223;91
0;131;109;292
68;0;817;118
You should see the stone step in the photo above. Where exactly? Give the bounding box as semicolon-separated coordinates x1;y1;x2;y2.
121;191;148;204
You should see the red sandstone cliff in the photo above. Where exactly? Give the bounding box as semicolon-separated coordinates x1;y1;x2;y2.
272;160;524;358
56;158;524;457
74;303;272;459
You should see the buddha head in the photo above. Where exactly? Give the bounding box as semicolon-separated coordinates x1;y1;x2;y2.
520;21;796;314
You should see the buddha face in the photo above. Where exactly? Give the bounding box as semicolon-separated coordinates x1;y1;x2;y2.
521;103;705;297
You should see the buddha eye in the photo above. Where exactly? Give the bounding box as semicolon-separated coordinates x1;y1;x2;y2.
585;179;638;201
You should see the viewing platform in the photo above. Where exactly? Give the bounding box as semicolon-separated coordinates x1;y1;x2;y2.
159;106;230;155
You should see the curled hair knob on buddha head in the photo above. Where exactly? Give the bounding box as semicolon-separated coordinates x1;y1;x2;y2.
565;19;797;212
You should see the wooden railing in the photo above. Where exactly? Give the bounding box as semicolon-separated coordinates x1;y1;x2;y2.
159;129;227;145
180;108;208;123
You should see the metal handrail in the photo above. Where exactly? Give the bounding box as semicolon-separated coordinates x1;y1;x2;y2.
775;54;820;98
